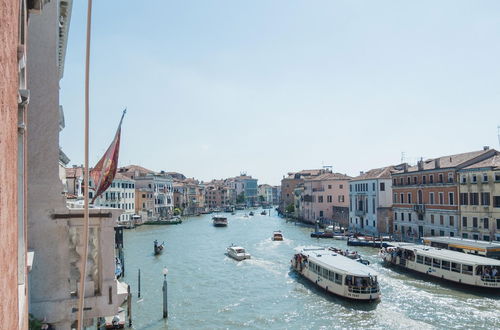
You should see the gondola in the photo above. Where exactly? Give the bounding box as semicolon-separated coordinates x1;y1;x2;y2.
154;240;164;255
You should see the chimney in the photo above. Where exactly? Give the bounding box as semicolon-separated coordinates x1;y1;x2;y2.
360;171;364;176
403;163;408;173
435;158;440;169
483;146;490;150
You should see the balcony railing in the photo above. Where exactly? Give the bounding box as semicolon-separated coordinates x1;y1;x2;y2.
413;204;425;214
312;188;325;192
355;209;366;217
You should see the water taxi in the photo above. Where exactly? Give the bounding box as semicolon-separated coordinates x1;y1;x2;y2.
249;211;254;216
227;245;251;261
380;243;500;289
272;230;284;241
291;246;380;301
212;216;228;227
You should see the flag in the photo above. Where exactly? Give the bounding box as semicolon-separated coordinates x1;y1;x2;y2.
90;109;126;203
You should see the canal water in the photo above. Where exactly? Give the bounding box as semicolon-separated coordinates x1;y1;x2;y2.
121;210;500;329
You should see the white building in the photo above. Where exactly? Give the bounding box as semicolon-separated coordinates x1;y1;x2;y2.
93;173;136;224
349;166;395;235
258;184;274;204
135;173;174;218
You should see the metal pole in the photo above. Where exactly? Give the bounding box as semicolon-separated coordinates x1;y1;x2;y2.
162;275;168;319
138;269;141;298
77;1;93;328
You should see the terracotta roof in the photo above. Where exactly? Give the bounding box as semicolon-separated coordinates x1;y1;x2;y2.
394;149;498;174
462;154;500;170
65;167;83;178
351;166;396;181
114;172;134;181
305;172;352;181
118;164;155;178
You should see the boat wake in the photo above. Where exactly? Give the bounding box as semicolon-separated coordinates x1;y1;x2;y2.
244;258;282;276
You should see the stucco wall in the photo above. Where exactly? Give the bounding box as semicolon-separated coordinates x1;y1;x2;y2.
0;1;21;328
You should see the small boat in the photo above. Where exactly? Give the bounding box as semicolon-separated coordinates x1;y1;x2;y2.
105;307;126;328
310;231;334;238
292;246;380;301
347;237;391;248
249;211;254;216
231;212;235;215
261;211;267;215
272;230;284;241
213;216;228;227
154;240;164;255
143;217;182;225
227;245;251;261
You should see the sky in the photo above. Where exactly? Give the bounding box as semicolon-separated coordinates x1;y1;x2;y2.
60;1;500;186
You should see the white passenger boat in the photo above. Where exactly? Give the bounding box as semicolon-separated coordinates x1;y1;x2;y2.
227;245;251;261
212;216;228;227
380;243;500;289
291;246;380;301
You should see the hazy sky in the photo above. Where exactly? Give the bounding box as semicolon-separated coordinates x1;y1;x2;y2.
60;1;500;186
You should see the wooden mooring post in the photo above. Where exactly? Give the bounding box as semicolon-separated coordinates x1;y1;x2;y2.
127;284;132;327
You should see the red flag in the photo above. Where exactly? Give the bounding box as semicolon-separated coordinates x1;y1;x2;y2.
90;109;126;203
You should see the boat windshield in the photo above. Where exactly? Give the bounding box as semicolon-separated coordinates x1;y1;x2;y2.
236;249;245;253
345;275;379;294
475;265;500;282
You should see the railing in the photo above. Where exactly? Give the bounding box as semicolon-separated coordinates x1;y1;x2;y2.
481;275;500;283
312;188;325;192
413;204;425;214
348;286;379;294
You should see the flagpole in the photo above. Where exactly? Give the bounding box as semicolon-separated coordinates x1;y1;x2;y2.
77;0;93;328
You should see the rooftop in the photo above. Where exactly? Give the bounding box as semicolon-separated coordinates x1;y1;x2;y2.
305;172;352;181
461;154;500;170
422;236;500;251
351;166;396;181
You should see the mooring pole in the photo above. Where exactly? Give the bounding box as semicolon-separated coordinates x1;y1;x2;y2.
162;267;168;319
127;284;132;327
138;268;141;298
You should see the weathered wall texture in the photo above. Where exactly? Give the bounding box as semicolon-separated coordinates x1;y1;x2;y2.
0;0;20;328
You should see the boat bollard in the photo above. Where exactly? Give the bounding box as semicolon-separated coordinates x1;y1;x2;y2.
162;267;169;319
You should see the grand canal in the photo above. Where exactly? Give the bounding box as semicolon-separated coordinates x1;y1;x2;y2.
121;210;500;329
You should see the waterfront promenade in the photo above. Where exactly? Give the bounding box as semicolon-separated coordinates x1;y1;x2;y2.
121;210;500;329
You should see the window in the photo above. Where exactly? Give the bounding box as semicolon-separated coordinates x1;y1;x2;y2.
328;185;332;189
451;262;460;273
340;184;343;189
449;192;454;205
448;173;454;183
433;258;441;268
430;175;434;183
422;176;427;184
439;192;444;204
462;265;473;275
407;177;411;185
495;173;500;181
484;218;489;229
442;260;450;271
494;196;500;208
402;213;405;221
373;183;376;191
416;255;423;264
400;193;404;203
431;229;435;236
393;193;397;203
335;273;342;284
449;216;454;226
393;179;397;185
470;193;479;205
408;213;412;222
460;193;468;205
439;174;443;183
483;235;490;241
414;176;417;184
431;214;435;224
440;215;444;225
327;195;332;203
481;192;490;206
430;192;435;204
400;178;404;185
372;198;375;214
473;217;478;228
462;217;467;227
472;175;477;183
483;174;488;182
394;212;398;220
408;193;412;204
380;182;385;191
318;196;324;203
461;176;467;184
424;257;432;266
440;230;444;236
462;233;468;238
497;219;500;230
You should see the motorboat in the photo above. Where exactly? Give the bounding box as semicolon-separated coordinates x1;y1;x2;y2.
261;211;267;215
213;216;228;227
272;230;284;241
227;245;251;261
249;211;254;216
292;246;380;301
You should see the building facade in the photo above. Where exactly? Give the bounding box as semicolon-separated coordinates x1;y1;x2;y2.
349;166;395;235
458;154;500;241
299;173;351;226
258;184;274;204
135;173;174;219
205;180;229;209
392;149;498;241
93;173;136;224
279;169;325;213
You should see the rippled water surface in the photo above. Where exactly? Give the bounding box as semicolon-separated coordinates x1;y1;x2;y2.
121;211;500;329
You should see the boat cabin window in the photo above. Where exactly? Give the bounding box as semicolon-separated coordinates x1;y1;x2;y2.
451;262;460;273
441;260;451;271
322;267;329;278
416;255;424;264
335;273;342;284
236;249;245;253
328;270;335;282
432;258;441;268
424;257;432;266
462;264;473;275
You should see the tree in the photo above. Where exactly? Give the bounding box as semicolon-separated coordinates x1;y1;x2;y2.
285;204;295;214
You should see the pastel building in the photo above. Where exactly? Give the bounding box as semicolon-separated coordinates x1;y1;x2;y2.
135;173;174;219
299;172;351;226
458;154;500;241
349;166;395;235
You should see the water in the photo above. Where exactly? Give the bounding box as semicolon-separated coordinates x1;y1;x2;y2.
121;210;500;329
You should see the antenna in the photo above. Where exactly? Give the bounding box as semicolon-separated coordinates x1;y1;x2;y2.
401;152;406;164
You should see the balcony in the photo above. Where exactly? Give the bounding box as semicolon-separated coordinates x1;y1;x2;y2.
355;209;366;217
312;187;325;192
413;204;425;215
